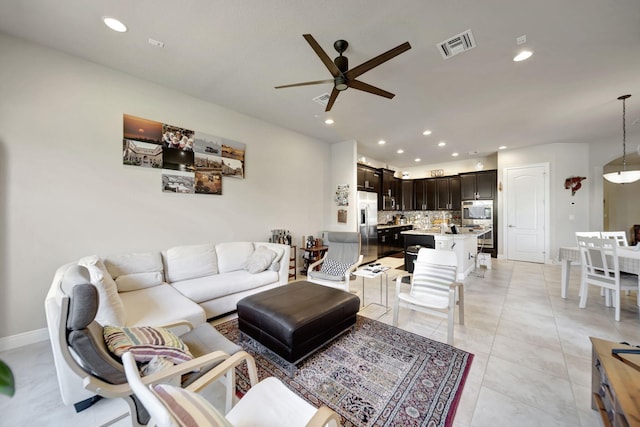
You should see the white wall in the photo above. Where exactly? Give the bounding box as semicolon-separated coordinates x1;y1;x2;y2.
497;143;590;261
326;140;358;233
0;34;331;340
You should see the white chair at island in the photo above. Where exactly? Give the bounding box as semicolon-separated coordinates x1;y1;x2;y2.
393;248;464;345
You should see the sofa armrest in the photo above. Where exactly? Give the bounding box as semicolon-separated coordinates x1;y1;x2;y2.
157;320;194;336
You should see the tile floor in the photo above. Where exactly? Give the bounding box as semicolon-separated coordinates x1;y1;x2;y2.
1;258;639;426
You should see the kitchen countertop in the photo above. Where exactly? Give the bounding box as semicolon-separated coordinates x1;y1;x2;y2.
401;227;490;238
377;224;413;230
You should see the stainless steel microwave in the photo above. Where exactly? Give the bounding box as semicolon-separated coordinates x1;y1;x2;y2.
462;200;493;225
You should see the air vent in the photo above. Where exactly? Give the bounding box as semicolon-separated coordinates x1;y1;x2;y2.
437;29;476;59
312;93;331;106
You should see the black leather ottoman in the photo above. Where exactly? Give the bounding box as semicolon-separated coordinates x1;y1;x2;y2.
237;281;360;365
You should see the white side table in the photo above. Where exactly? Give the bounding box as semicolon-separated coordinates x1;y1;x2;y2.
353;265;390;312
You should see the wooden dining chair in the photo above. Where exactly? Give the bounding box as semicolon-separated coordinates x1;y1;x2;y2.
577;236;639;321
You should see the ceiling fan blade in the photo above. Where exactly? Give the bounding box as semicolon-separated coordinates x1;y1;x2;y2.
325;88;340;112
275;79;334;89
348;80;395;99
303;34;342;78
345;41;411;80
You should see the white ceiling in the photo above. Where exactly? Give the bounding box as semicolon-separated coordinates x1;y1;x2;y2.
2;0;640;168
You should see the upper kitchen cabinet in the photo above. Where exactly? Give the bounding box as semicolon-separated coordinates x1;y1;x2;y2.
434;177;460;210
401;180;414;211
460;170;496;200
380;169;397;210
357;164;380;193
437;176;461;210
414;179;428;210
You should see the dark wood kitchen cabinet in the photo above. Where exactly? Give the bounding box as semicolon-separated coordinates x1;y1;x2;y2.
425;179;437;210
436;176;460;210
460;170;496;200
414;179;427;210
401;180;414;211
357;164;380;193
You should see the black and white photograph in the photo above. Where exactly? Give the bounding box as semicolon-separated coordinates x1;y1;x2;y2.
161;170;194;194
122;139;163;168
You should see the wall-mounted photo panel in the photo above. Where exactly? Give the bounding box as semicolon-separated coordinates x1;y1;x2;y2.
221;138;245;178
194;151;223;195
123;115;247;194
123;114;163;167
162;170;195;194
163;147;195;172
122;139;163;168
193;131;222;156
195;170;222;195
162;123;195;151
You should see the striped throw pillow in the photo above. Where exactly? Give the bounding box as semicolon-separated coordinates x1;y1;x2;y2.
103;325;193;364
152;384;233;427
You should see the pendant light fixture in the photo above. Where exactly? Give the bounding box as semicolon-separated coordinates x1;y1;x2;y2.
603;94;640;184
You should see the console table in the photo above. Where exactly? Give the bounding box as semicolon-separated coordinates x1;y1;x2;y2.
590;337;640;426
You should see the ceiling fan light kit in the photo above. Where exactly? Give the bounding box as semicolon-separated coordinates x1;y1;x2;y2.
603;94;640;184
275;34;411;111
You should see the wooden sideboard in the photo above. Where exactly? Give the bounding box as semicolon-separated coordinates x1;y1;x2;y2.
590;337;640;426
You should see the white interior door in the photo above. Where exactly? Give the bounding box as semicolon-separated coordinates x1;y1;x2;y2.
505;165;547;263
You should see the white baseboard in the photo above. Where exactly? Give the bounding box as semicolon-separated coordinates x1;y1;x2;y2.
0;328;49;352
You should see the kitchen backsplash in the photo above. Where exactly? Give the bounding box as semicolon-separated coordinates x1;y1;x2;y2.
377;210;462;228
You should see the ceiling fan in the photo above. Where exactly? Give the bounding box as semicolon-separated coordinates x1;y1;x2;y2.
275;34;411;111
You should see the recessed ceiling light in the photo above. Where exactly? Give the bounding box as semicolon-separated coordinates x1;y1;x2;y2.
452;152;459;157
415;158;421;162
378;140;386;145
513;50;533;62
397;149;404;154
102;16;127;32
324;119;334;125
422;130;432;136
438;141;446;147
498;145;507;150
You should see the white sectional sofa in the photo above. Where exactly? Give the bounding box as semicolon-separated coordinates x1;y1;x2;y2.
45;241;290;408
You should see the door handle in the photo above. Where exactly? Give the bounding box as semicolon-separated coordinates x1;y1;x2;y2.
508;225;515;228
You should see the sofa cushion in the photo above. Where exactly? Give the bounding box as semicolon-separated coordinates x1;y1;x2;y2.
77;256;127;326
215;242;254;273
244;246;277;274
103;252;164;286
118;284;205;331
164;244;218;283
171;270;278;304
115;272;164;292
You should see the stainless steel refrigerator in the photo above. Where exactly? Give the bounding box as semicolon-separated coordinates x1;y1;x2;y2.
358;191;378;264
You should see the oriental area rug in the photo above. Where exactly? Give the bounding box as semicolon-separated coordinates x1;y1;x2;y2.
215;315;473;427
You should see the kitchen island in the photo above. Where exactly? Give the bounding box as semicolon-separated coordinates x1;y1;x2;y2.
401;229;479;280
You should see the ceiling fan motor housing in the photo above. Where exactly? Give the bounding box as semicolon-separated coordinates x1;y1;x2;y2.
334;55;348;73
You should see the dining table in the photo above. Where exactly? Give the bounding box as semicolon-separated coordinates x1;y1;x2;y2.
558;245;640;298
